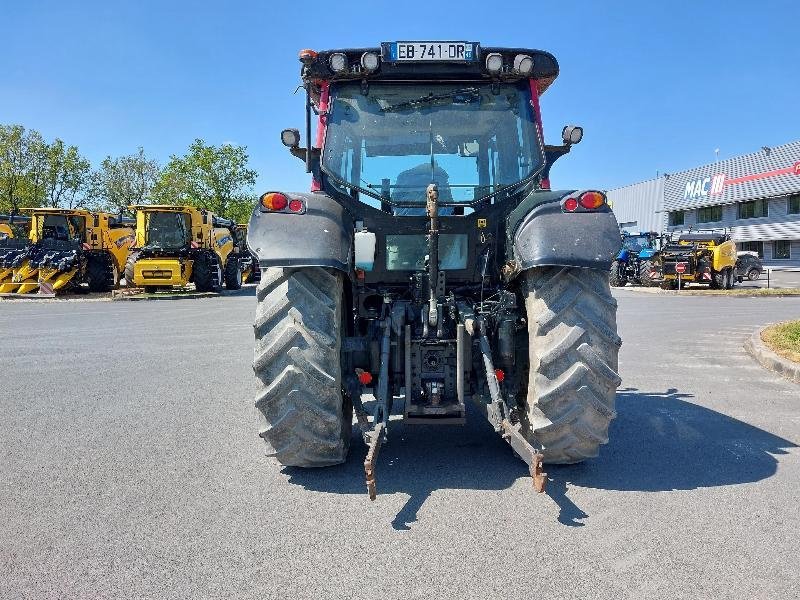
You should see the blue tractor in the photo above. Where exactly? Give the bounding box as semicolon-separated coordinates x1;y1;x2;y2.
610;231;662;287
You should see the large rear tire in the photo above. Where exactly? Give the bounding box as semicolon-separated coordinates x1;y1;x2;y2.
638;259;660;287
609;260;626;287
253;267;352;467
519;267;621;464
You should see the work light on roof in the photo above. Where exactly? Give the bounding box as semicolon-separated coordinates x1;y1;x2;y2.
562;125;584;145
360;51;380;72
280;128;300;148
513;54;534;76
485;53;503;75
329;52;349;73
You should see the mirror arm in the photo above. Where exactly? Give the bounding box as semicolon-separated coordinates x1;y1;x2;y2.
305;85;313;173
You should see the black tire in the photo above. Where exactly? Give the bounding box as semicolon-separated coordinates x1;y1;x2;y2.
192;251;221;292
638;259;660;287
224;255;242;290
86;252;116;293
124;250;140;287
253;267;352;467
748;268;761;281
712;270;725;289
609;260;626;287
518;267;621;464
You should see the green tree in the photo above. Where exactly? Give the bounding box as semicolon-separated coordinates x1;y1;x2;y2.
43;139;91;208
0;125;47;213
87;147;160;214
153;139;257;221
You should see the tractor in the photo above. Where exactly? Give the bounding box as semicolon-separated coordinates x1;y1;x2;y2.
660;230;737;289
126;205;249;293
0;209;134;295
609;231;662;287
247;43;622;498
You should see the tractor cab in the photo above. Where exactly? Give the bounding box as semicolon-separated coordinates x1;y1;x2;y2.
276;44;582;213
27;210;89;244
143;210;192;250
131;206;202;254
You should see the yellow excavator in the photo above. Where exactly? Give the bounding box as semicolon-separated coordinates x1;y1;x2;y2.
0;209;134;295
126;205;250;292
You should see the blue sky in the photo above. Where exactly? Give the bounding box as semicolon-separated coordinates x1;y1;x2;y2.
2;1;798;194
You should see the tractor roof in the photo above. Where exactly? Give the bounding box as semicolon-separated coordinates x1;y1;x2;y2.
679;233;728;244
301;44;559;96
22;207;93;215
130;205;204;213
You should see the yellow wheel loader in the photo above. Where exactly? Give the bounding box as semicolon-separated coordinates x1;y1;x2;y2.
660;230;738;290
0;209;134;295
126;205;250;293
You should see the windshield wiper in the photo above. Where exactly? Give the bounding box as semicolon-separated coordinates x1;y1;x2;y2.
381;87;480;113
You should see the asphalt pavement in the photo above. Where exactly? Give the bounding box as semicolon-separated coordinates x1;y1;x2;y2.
1;288;799;599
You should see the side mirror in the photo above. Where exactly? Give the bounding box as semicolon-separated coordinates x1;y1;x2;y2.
561;125;584;145
281;128;301;149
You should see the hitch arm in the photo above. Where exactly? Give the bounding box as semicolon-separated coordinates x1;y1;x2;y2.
501;420;547;493
475;317;547;493
364;421;385;501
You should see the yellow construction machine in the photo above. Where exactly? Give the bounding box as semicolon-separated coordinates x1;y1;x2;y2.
0;214;32;291
126;205;250;292
0;209;134;295
660;230;738;289
236;223;259;283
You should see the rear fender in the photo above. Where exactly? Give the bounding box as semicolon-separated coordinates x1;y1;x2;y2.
507;190;622;272
247;192;353;273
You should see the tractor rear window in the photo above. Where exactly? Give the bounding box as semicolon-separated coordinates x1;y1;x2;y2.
323;81;542;208
386;234;468;271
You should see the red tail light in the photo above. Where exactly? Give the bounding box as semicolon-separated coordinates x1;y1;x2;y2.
563;198;578;212
260;192;288;211
495;369;505;382
288;199;305;213
357;370;373;385
579;191;606;209
562;190;606;212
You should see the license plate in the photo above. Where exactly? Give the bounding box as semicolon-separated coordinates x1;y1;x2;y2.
383;41;478;62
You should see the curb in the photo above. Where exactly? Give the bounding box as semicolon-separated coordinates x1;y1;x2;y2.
111;291;219;302
744;326;800;385
617;286;800;298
